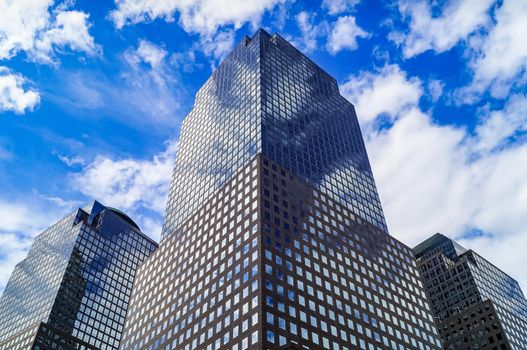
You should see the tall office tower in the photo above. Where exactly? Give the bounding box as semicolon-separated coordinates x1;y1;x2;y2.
121;29;442;350
0;201;157;350
414;233;527;350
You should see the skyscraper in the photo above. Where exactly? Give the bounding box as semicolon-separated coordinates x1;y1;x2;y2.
0;201;158;350
121;29;442;350
414;233;527;349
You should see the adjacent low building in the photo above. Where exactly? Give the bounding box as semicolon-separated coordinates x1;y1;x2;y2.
414;233;527;350
0;201;158;350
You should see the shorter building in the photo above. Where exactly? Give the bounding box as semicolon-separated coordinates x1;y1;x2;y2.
414;233;527;350
0;201;158;350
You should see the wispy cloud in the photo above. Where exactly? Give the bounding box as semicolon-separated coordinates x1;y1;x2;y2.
49;39;183;128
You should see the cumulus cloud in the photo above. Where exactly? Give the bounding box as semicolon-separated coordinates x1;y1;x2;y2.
327;15;369;54
343;64;527;289
69;140;178;240
341;64;421;124
394;0;527;102
0;0;98;63
109;0;285;59
462;0;527;100
0;67;40;114
72;140;177;216
394;0;494;58
110;0;283;33
322;0;360;15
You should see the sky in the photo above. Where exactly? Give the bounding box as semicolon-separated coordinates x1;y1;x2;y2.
0;0;526;294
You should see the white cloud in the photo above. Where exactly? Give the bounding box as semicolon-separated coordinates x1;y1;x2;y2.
395;0;494;58
427;79;444;102
463;0;527;100
72;140;177;216
128;40;167;70
0;67;40;114
70;140;178;241
0;0;52;59
109;0;284;59
0;0;98;63
322;0;360;15
474;94;527;153
58;154;86;167
341;64;421;124
327;15;368;54
200;30;235;61
170;50;203;73
110;0;284;34
344;64;527;289
294;11;329;53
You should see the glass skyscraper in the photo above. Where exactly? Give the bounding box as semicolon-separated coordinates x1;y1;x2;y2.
414;233;527;350
121;29;442;350
0;201;158;350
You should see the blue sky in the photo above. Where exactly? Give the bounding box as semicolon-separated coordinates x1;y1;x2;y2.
1;0;527;293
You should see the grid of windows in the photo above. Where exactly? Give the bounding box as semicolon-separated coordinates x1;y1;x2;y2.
260;32;386;231
162;34;261;239
163;28;386;241
439;300;509;350
123;28;444;350
415;234;527;350
0;202;157;350
260;156;441;350
0;211;80;347
121;158;261;350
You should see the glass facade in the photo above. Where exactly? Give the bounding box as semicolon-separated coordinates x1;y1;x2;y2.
259;32;385;231
414;233;527;349
123;29;443;350
259;157;441;350
163;29;385;240
0;201;158;350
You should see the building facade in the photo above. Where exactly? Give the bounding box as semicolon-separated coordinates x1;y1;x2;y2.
0;201;158;350
414;233;527;350
120;29;442;350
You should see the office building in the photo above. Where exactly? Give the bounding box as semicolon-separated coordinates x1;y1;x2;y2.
414;233;527;349
0;201;158;350
120;29;442;350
